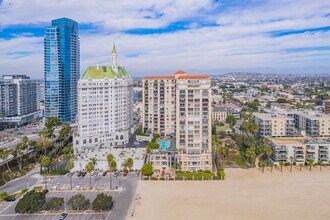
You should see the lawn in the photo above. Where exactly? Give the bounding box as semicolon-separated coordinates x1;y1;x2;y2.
176;172;215;180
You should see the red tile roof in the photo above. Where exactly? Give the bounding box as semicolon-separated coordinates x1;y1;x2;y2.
174;70;187;75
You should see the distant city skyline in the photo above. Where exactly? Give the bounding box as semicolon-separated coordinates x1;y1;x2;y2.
0;0;330;78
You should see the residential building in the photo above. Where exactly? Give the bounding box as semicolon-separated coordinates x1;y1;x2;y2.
133;87;142;102
44;17;79;122
74;45;133;155
212;106;240;122
270;138;330;165
0;75;41;129
270;139;305;165
148;149;177;173
305;139;330;163
143;70;212;171
253;113;294;137
325;100;330;114
292;111;330;137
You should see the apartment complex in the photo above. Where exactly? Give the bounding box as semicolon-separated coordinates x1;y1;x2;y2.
292;111;330;137
270;138;330;165
143;70;212;171
0;75;41;129
74;45;133;155
44;18;79;122
253;113;294;137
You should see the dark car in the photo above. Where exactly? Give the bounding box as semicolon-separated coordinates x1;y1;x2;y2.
77;172;82;177
42;189;49;195
5;197;16;202
59;213;68;220
81;172;87;177
102;171;107;176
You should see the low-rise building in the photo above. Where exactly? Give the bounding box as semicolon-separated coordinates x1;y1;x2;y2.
212;106;240;122
270;139;305;165
270;138;330;165
253;113;294;137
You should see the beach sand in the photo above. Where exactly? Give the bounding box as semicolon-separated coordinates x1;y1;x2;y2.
129;166;330;220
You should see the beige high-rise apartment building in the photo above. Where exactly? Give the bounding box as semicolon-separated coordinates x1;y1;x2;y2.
143;70;212;171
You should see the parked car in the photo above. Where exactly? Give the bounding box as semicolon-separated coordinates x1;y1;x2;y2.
75;182;82;188
123;171;128;176
67;172;74;177
102;171;107;176
135;172;140;177
114;171;119;177
59;213;68;220
77;172;82;177
81;172;87;177
52;182;61;189
5;197;16;202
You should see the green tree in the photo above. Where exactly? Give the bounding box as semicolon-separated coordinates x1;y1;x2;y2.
12;143;24;171
85;161;95;189
276;98;287;103
125;157;134;171
45;117;61;130
0;148;12;173
260;162;266;173
68;194;90;211
15;191;46;213
308;159;314;171
45;197;64;210
226;114;237;128
279;161;284;173
245;146;256;164
318;160;323;171
141;163;153;176
270;163;274;173
107;154;116;190
66;159;75;190
92;193;113;211
289;156;294;172
40;156;51;189
59;124;72;142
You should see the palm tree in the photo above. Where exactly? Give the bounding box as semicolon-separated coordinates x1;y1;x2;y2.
299;163;303;172
89;157;97;166
66;159;75;190
126;157;134;171
0;148;12;172
85;161;94;189
318;160;323;171
107;154;116;190
260;162;266;173
289;156;294;172
279;161;284;173
308;159;314;171
12;143;23;171
40;156;51;189
270;163;274;173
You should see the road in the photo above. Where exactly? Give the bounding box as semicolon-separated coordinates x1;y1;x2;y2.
0;165;41;195
0;173;139;220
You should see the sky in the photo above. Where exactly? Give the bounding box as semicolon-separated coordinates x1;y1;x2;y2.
0;0;330;79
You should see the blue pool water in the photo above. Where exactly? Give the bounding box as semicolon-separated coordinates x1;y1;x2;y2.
159;141;170;149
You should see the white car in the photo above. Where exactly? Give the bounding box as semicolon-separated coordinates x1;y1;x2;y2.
75;182;82;188
52;182;61;189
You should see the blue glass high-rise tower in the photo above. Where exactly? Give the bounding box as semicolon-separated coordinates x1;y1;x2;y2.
44;18;79;122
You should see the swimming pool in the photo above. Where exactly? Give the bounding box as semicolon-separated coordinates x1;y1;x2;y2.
159;141;170;149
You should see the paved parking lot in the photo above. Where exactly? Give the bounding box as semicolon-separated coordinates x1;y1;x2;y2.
0;174;139;220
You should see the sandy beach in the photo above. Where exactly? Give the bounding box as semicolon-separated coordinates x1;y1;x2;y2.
129;166;330;220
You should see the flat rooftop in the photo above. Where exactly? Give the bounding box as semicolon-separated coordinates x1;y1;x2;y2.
253;113;292;120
